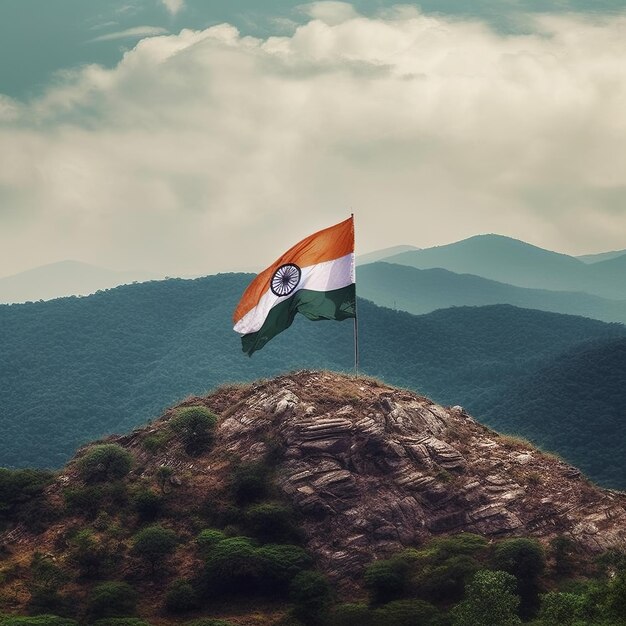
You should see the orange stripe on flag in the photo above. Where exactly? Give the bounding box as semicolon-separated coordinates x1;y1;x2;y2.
233;216;354;323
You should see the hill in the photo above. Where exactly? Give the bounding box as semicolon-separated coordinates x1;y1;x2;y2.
0;371;625;625
357;262;626;324
384;234;626;299
1;275;625;488
0;260;159;304
577;249;626;264
480;338;626;489
356;245;420;265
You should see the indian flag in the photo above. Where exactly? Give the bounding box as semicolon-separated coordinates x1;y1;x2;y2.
233;216;356;355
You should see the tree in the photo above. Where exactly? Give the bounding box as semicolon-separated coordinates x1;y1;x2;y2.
164;579;199;613
537;591;585;626
289;571;332;626
492;538;545;618
204;537;260;593
78;445;133;483
450;570;521;626
169;406;218;456
87;582;137;620
131;525;177;573
364;555;412;605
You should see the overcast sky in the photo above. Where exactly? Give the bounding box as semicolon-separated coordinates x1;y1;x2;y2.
1;0;626;277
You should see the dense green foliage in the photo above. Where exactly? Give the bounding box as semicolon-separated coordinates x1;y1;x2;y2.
87;582;137;619
450;569;521;626
131;525;178;571
77;445;133;483
482;338;626;488
1;274;625;487
0;469;53;531
169;407;218;456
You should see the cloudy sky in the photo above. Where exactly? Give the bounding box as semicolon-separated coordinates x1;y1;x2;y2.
1;0;626;277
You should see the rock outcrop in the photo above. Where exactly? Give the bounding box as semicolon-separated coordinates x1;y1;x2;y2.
3;370;626;586
206;371;626;580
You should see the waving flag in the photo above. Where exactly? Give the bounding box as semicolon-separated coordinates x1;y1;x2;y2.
233;216;356;355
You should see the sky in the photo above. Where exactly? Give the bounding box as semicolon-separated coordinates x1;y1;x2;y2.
1;0;626;277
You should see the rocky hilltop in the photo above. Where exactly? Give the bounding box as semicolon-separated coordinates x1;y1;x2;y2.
203;371;626;578
2;370;626;623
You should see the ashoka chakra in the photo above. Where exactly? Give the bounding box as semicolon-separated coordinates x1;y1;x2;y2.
270;263;302;297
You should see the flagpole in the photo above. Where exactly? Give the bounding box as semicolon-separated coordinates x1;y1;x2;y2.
352;212;359;378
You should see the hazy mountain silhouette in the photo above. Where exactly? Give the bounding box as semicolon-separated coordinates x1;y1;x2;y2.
0;260;160;303
357;244;420;265
383;234;626;299
357;262;626;324
577;249;626;264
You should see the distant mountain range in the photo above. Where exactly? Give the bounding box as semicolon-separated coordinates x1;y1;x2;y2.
0;260;161;304
357;262;626;324
356;244;420;265
1;274;625;488
577;249;626;264
383;234;626;299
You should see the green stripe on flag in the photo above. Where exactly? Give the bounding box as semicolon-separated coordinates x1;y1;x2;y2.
241;284;356;356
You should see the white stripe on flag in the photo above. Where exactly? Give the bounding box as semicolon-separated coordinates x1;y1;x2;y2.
233;252;354;335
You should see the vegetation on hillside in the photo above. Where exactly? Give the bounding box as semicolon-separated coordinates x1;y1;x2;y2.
1;274;624;488
0;454;624;625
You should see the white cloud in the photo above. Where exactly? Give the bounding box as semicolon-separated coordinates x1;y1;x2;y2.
161;0;185;17
2;8;626;275
90;26;168;42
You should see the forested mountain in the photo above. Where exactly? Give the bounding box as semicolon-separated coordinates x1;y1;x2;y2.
480;338;626;489
1;274;625;488
384;234;626;299
0;260;159;304
357;262;626;324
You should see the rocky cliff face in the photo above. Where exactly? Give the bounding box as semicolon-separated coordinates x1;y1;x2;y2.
203;371;626;580
3;370;626;587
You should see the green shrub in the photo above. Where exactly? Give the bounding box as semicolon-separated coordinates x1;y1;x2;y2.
492;538;545;618
204;537;260;593
164;579;199;614
0;469;54;532
169;407;218;456
373;599;443;626
229;462;270;505
87;582;137;619
142;433;171;454
364;555;411;605
450;570;521;626
78;445;133;483
132;525;177;572
245;503;298;543
68;529;113;579
289;571;332;626
197;529;227;559
257;544;312;593
537;591;586;626
415;554;479;603
0;617;78;626
330;603;373;626
426;534;488;561
63;483;128;518
131;489;163;521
